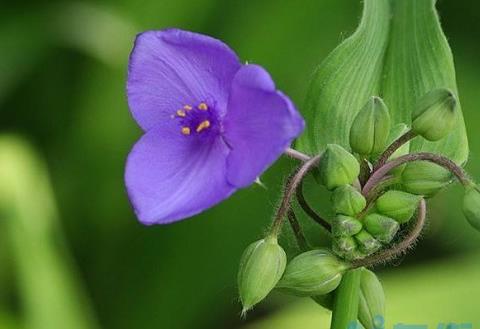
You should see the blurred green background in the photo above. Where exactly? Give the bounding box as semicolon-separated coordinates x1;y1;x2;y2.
1;1;480;328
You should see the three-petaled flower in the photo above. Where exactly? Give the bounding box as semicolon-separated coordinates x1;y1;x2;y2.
125;29;304;225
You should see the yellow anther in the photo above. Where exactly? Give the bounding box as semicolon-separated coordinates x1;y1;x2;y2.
181;127;191;135
198;102;208;110
176;109;186;117
183;105;193;111
196;120;211;133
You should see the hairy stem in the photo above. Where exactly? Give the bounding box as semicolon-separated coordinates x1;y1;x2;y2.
284;148;311;162
330;268;362;329
287;210;309;251
373;130;417;172
363;152;471;196
352;199;427;268
296;179;332;231
359;157;371;187
270;155;322;237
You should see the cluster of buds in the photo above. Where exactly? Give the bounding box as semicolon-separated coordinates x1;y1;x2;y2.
236;88;480;328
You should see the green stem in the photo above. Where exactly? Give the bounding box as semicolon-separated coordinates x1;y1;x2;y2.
330;268;362;329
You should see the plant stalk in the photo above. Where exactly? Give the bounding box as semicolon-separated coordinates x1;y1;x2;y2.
330;268;363;329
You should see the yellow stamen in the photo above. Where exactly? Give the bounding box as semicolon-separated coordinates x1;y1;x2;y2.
196;120;211;133
181;127;191;135
198;102;208;111
184;105;193;111
176;109;186;117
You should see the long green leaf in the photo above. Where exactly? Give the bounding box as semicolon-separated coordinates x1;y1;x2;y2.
383;0;468;164
297;0;391;154
298;0;469;165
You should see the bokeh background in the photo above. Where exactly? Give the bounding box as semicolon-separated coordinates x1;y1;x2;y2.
1;0;480;328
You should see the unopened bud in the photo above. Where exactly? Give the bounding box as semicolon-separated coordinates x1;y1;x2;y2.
332;215;363;237
319;144;360;190
277;249;349;296
354;230;382;255
358;268;385;329
375;190;422;224
350;96;391;156
401;162;452;197
411;88;457;141
332;185;367;216
238;236;286;313
364;214;400;244
463;185;480;231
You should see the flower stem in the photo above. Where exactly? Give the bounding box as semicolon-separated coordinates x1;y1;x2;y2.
296;179;331;231
363;152;471;196
284;148;311;162
330;268;362;329
287;210;309;251
270;155;322;237
373;130;417;172
352;199;426;268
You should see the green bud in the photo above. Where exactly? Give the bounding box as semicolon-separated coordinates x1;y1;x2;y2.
364;214;400;244
463;185;480;231
237;237;286;313
359;269;385;329
319;144;360;190
334;236;357;254
401;162;452;197
350;96;391;155
375;190;422;224
354;230;382;255
332;215;363;237
277;249;349;296
332;185;367;216
411;88;457;141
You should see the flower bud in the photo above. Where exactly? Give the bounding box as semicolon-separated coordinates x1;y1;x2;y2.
375;190;422;224
401;162;452;197
333;236;357;254
332;215;363;237
237;236;286;313
319;144;360;190
350;96;391;156
411;88;457;141
358;268;385;329
354;230;381;255
364;214;399;244
277;249;349;296
463;185;480;231
332;185;367;216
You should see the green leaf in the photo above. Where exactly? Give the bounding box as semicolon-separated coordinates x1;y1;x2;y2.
297;0;391;154
383;0;468;164
297;0;468;165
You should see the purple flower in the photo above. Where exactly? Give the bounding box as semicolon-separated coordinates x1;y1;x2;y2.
125;29;304;225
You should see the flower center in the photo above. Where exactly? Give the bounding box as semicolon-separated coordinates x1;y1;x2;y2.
172;102;220;138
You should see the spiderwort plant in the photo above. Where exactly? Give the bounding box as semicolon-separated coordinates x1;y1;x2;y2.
125;1;480;329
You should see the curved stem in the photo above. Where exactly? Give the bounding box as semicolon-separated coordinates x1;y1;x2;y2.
270;155;322;237
284;148;311;162
363;152;471;196
296;179;332;231
287;209;309;251
373;130;417;172
352;199;427;268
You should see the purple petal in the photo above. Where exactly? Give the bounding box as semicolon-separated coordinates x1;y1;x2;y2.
125;122;235;224
127;29;241;131
223;65;305;187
